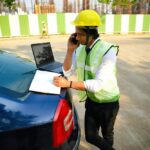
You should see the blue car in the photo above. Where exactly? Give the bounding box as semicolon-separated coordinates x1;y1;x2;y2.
0;50;80;150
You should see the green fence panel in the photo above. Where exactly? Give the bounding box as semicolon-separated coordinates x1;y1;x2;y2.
99;15;106;33
142;15;150;32
19;15;30;36
114;15;122;33
0;14;149;37
0;16;10;37
56;13;66;34
129;15;136;33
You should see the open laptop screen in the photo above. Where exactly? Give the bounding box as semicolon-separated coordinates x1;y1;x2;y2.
31;42;54;68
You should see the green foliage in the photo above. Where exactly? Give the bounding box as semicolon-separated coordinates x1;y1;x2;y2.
4;0;16;11
112;0;137;6
97;0;110;4
97;0;137;6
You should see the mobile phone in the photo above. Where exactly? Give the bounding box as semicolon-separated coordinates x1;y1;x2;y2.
70;33;78;44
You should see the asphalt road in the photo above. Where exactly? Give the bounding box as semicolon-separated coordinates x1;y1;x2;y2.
0;34;150;150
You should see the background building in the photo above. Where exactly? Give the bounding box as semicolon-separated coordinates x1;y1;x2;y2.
0;0;149;14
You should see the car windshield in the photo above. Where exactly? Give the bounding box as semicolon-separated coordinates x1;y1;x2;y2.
0;51;36;97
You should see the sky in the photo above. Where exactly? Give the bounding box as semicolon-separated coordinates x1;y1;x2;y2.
54;0;63;11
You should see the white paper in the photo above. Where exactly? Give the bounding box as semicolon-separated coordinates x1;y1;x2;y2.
29;70;61;94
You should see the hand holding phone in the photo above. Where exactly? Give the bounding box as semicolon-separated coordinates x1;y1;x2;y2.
67;33;78;53
70;33;78;45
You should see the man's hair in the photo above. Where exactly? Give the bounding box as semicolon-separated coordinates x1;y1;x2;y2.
81;27;99;40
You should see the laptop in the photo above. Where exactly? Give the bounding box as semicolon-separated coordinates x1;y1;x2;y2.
31;42;62;73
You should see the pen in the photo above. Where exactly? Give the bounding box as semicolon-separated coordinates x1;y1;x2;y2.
58;74;67;79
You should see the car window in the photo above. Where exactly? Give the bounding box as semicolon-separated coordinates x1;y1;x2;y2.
0;51;36;97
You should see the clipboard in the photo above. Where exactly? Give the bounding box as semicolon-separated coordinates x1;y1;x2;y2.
29;70;61;94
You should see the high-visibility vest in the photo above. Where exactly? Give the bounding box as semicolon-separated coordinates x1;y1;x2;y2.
75;40;120;103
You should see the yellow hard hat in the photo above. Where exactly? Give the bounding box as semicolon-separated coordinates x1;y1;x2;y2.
72;9;101;27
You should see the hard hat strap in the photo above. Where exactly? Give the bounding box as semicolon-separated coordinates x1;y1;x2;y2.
85;27;91;55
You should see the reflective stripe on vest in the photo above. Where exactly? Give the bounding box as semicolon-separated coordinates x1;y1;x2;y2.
75;40;120;103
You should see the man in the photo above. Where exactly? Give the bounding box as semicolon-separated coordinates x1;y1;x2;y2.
54;9;120;150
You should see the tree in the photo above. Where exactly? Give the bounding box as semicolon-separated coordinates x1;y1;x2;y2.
112;0;137;13
98;0;137;5
0;0;4;13
97;0;114;14
97;0;137;14
98;0;110;4
113;0;137;6
4;0;16;12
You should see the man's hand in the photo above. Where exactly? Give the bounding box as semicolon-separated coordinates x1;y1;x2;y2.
67;33;79;53
53;76;70;88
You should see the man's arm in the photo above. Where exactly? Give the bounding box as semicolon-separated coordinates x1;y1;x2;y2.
53;76;86;90
54;48;116;91
63;49;74;72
